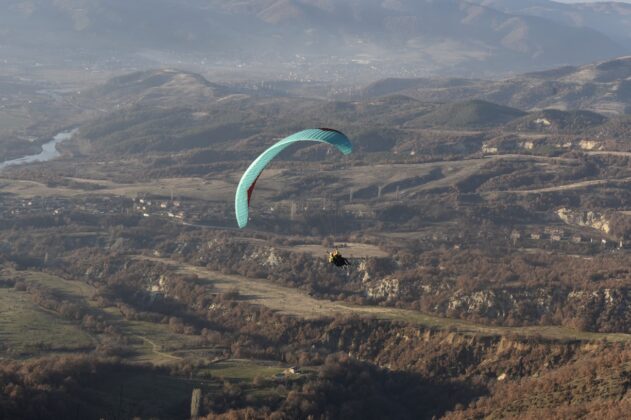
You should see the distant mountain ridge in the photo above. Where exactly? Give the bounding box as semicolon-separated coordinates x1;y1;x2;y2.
358;56;631;115
2;0;631;79
472;0;631;45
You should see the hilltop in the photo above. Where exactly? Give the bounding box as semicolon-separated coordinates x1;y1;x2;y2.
79;69;239;109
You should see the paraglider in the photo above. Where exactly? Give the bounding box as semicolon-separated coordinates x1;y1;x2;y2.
234;128;352;229
328;248;351;267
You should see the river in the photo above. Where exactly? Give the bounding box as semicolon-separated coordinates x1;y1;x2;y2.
0;128;77;171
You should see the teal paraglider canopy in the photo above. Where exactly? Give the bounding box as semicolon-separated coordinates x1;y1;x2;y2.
235;128;352;228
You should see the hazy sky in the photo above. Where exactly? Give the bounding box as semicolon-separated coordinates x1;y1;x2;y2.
556;0;631;3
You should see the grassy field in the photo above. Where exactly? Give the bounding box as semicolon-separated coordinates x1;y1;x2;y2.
0;286;94;356
13;268;95;297
117;316;215;362
143;256;631;343
0;158;486;202
0;176;236;201
0;268;219;362
202;359;287;381
100;305;221;365
0;153;581;203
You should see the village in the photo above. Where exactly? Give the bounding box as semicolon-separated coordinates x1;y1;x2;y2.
508;226;626;250
0;194;215;227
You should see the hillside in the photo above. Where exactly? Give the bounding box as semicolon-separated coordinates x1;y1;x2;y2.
357;56;631;115
68;71;626;159
407;100;526;129
70;71;438;157
589;115;631;140
473;0;631;45
81;69;235;107
506;109;608;133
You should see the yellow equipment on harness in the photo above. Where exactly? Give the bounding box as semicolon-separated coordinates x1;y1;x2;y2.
329;248;344;265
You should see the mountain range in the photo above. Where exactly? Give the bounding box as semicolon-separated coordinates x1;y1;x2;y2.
359;56;631;114
3;0;631;79
473;0;631;45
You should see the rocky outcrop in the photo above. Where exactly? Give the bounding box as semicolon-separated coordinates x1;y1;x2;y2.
365;277;400;301
579;139;601;150
557;208;611;234
151;236;631;333
446;287;556;321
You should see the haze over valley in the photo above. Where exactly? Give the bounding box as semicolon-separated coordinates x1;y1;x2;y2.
3;0;631;83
